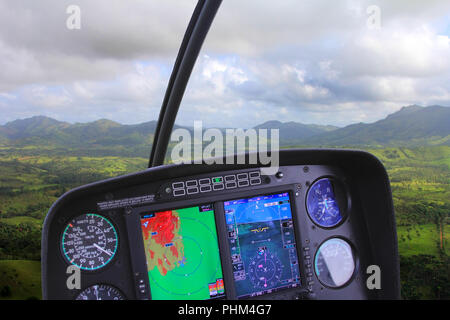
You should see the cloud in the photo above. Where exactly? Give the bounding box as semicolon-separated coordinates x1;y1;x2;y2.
0;0;449;127
0;0;195;59
0;0;195;91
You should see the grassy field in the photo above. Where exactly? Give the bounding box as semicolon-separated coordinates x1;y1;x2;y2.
397;224;449;257
0;260;41;300
1;216;42;227
0;145;448;299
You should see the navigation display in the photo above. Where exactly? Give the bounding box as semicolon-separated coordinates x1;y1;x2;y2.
140;204;225;300
224;192;301;298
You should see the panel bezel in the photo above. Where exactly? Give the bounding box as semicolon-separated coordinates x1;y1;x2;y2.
221;190;305;299
126;184;308;300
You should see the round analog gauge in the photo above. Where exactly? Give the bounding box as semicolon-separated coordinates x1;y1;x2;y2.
76;284;125;300
314;238;355;288
306;178;346;228
62;213;118;271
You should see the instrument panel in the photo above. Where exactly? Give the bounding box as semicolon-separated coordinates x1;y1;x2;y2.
41;149;400;300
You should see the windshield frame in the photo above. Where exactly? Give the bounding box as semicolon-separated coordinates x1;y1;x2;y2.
148;0;222;167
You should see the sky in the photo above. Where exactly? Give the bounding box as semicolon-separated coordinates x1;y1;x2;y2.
0;0;449;128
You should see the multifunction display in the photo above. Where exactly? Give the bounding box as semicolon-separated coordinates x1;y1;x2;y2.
224;192;301;298
140;204;225;300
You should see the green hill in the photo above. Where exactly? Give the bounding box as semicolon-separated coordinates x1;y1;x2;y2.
254;120;338;145
1;105;448;150
304;105;450;147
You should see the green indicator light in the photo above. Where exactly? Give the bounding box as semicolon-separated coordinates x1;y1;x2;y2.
213;177;223;183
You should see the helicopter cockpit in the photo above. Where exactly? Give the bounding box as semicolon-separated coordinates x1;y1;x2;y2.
41;0;400;300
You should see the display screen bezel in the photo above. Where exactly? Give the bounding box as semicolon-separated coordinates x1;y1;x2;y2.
139;202;227;300
127;181;307;301
223;191;303;299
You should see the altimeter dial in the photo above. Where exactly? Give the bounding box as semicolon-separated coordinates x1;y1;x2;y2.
76;284;125;300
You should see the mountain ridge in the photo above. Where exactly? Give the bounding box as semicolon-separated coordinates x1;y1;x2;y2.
304;105;450;147
0;105;448;148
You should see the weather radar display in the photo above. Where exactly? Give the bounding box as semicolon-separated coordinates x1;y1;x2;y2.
140;204;225;300
224;192;301;298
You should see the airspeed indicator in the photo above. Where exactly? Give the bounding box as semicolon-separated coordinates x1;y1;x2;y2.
62;213;118;270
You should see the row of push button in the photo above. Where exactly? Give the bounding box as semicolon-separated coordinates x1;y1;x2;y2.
303;246;314;291
171;171;261;197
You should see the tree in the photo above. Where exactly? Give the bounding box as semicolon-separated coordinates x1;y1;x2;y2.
0;285;12;297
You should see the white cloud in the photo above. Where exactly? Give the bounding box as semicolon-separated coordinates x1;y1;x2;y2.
0;0;449;127
24;86;72;109
337;27;450;78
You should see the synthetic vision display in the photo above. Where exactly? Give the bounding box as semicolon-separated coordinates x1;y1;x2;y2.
224;192;301;298
140;204;225;300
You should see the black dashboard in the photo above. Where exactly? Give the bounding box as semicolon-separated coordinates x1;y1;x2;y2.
41;149;400;300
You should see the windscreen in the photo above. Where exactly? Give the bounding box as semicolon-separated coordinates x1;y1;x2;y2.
140;204;225;300
224;192;301;298
165;0;450;164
